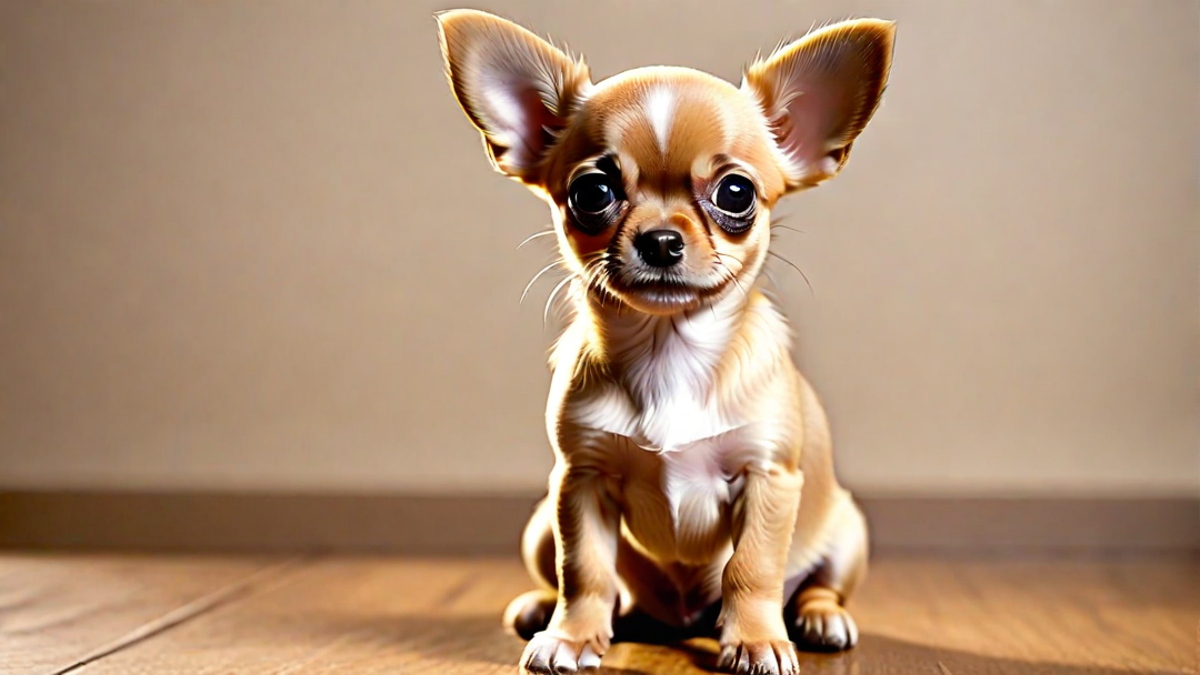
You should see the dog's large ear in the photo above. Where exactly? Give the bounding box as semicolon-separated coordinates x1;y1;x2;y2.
436;9;592;183
743;19;895;190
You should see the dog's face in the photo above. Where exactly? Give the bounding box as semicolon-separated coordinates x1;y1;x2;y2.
437;10;894;315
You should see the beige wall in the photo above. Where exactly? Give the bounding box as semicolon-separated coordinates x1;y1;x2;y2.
0;0;1196;496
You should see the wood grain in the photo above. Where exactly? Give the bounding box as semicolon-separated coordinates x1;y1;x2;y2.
8;554;1193;675
59;558;517;674
0;554;288;675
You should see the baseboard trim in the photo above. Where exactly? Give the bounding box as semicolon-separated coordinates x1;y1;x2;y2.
0;490;1195;554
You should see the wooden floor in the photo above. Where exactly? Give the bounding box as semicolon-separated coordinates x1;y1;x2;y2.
2;554;1197;675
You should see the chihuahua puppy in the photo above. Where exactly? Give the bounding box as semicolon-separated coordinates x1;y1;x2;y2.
436;9;894;675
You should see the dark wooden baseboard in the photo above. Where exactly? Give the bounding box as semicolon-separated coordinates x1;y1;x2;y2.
0;490;1196;554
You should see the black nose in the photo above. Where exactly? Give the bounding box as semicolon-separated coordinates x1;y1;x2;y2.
634;229;685;268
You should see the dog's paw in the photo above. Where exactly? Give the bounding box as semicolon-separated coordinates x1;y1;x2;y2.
716;639;799;675
519;633;603;674
789;593;858;652
503;590;557;641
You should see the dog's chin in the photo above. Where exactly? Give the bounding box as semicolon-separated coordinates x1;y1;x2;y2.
606;278;727;315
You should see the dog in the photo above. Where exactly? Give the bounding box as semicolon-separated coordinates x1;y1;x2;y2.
435;9;894;674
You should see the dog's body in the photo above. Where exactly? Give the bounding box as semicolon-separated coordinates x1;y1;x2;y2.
436;11;894;675
523;285;868;632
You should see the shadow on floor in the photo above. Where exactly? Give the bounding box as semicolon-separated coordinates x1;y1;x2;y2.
355;615;1192;675
680;634;1192;675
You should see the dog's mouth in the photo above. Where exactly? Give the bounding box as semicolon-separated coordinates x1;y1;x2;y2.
602;267;732;313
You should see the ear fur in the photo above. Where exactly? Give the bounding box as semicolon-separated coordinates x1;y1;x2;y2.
436;9;592;183
743;19;896;189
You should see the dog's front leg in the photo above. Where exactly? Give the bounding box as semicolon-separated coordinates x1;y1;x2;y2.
520;460;619;674
717;463;803;675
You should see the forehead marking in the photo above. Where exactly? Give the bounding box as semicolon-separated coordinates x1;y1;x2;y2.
644;86;676;156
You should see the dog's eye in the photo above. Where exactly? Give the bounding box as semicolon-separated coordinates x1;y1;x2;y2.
568;172;621;234
701;173;757;234
569;173;616;214
713;174;756;216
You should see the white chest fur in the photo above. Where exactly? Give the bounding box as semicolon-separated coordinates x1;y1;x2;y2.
566;378;752;562
560;299;764;562
587;300;747;451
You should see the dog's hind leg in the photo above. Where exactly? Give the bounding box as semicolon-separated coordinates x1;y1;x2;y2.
502;496;558;640
786;496;868;652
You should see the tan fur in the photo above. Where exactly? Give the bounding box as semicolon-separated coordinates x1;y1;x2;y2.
435;9;894;674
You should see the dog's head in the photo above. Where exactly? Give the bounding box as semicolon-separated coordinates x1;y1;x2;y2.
437;9;894;315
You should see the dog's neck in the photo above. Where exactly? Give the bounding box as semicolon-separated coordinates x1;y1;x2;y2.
565;281;789;410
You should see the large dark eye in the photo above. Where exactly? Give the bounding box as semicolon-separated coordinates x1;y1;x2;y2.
568;172;620;234
569;173;615;214
713;174;756;216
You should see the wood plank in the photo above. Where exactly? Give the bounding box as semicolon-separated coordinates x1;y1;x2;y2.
848;556;1200;674
0;553;290;675
68;557;507;674
59;555;1199;675
1;490;1196;554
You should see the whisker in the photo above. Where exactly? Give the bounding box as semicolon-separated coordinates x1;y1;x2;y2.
770;224;805;235
760;267;782;296
584;261;607;299
713;251;745;266
713;257;748;298
579;250;607;265
711;251;787;303
520;260;564;305
543;275;574;328
584;254;617;306
767;250;815;299
516;229;556;250
727;271;749;298
713;252;753;297
770;215;805;235
578;254;606;284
